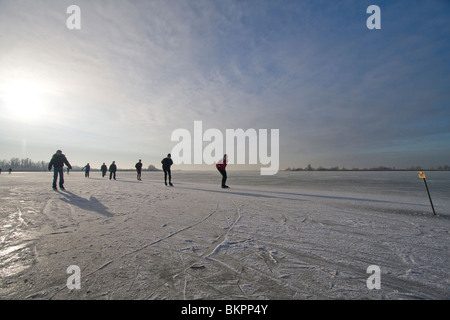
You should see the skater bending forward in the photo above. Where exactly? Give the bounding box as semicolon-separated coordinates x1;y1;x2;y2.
216;154;229;189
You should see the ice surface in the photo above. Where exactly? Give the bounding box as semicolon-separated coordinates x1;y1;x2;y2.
0;171;449;299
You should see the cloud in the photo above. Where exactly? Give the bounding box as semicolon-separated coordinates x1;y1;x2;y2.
0;0;449;169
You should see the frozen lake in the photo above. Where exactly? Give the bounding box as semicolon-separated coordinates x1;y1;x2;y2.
0;170;449;300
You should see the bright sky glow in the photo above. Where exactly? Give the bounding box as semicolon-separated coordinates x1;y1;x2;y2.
2;80;47;122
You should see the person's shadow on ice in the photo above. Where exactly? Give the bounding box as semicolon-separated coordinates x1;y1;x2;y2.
59;190;113;217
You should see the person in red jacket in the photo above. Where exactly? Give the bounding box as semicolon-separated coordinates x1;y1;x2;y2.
216;154;229;189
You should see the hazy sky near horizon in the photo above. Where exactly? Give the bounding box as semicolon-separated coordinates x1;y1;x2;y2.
0;0;449;170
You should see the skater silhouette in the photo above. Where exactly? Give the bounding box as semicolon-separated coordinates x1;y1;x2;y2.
109;161;117;180
161;154;173;186
135;159;143;181
48;150;72;190
101;163;107;177
216;154;229;189
82;163;91;178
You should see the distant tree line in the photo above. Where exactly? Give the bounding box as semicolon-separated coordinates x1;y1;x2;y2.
3;157;449;172
285;164;450;171
0;158;161;172
0;158;51;171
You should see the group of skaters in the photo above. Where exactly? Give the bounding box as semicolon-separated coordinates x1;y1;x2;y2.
48;150;229;190
80;161;117;180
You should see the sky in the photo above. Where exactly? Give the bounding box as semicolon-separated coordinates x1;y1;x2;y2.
0;0;449;171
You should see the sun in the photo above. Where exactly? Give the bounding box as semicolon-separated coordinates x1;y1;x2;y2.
2;81;47;122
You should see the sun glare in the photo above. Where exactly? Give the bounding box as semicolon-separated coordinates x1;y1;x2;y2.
2;81;47;122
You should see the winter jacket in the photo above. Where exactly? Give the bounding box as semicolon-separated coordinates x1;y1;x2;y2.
216;158;227;171
161;157;173;170
135;162;143;171
49;153;72;170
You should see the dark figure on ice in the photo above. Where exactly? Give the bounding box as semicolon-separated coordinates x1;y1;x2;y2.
101;163;107;177
48;150;72;190
135;159;143;181
109;161;117;180
216;154;229;189
82;163;91;178
161;154;173;186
